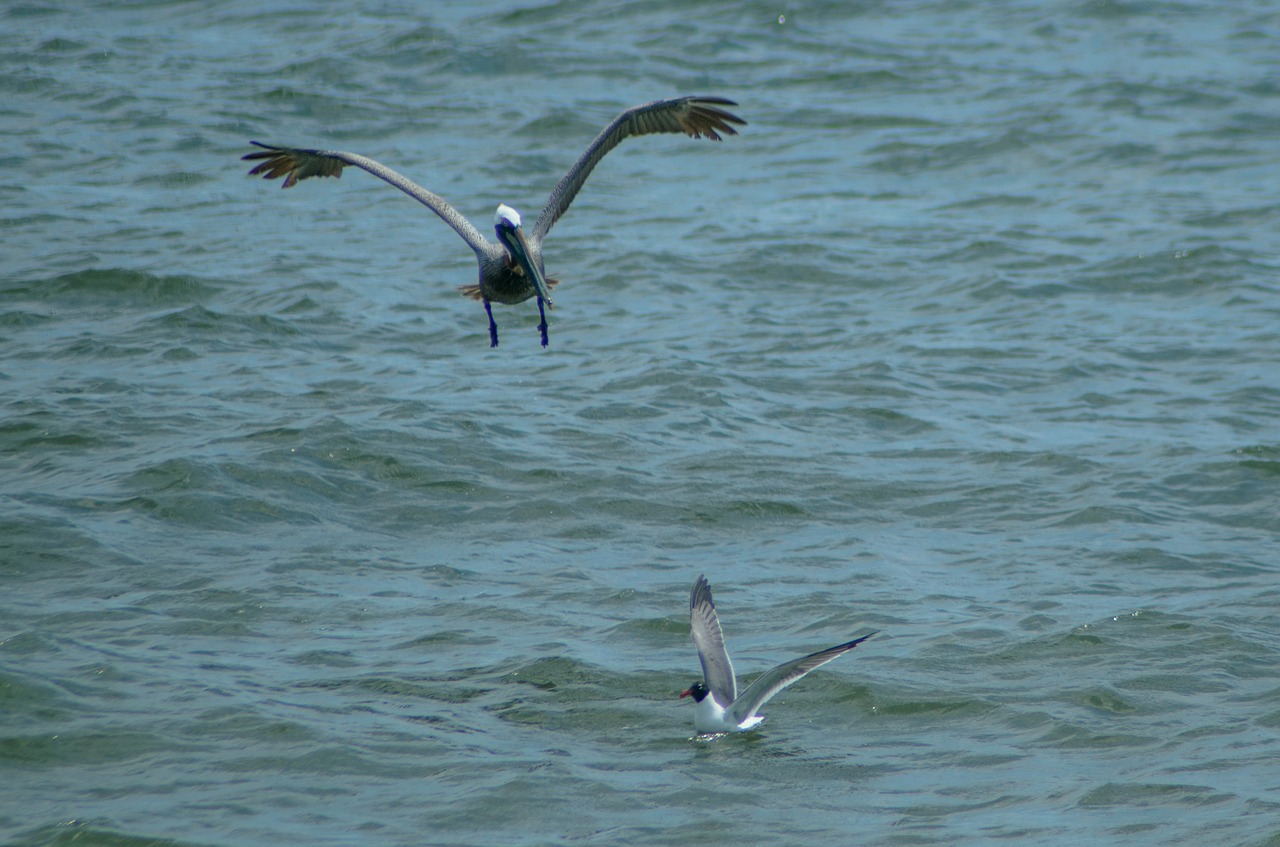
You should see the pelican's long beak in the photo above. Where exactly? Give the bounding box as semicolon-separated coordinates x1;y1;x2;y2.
497;220;553;308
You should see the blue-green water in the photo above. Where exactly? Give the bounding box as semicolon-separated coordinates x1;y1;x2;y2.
3;2;1279;845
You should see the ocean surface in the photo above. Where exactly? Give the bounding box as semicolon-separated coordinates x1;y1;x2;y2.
3;2;1279;845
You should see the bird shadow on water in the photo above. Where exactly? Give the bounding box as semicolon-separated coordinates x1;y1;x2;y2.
684;727;832;758
680;729;889;803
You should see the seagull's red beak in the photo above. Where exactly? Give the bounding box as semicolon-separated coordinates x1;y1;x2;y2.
679;687;694;699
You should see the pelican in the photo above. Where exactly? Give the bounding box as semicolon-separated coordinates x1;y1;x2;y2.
243;96;745;347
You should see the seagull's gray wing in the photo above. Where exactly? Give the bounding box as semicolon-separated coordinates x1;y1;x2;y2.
530;96;746;244
243;142;494;257
730;631;877;726
689;575;737;706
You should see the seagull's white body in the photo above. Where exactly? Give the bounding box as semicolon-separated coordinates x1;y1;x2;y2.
690;687;765;733
680;575;876;734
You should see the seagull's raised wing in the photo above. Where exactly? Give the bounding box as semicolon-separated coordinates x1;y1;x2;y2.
730;632;877;727
689;575;737;706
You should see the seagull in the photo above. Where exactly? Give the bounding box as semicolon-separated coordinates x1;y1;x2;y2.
680;575;876;734
242;96;745;348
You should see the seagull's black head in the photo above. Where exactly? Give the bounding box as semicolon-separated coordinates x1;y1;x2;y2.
679;682;709;702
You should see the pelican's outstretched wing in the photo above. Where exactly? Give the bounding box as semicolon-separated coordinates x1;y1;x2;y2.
729;631;877;727
690;575;738;706
531;96;746;243
243;142;493;256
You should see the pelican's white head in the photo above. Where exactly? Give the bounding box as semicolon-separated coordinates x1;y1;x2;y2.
491;202;553;315
494;203;522;229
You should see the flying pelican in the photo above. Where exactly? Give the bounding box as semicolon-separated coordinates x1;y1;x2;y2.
243;96;745;348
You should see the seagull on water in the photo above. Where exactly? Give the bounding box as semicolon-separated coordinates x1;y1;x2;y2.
680;575;876;734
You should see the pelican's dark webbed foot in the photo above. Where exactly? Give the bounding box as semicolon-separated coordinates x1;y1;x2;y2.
484;299;499;348
536;296;549;348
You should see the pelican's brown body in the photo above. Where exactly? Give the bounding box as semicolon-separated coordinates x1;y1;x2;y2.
244;96;745;347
